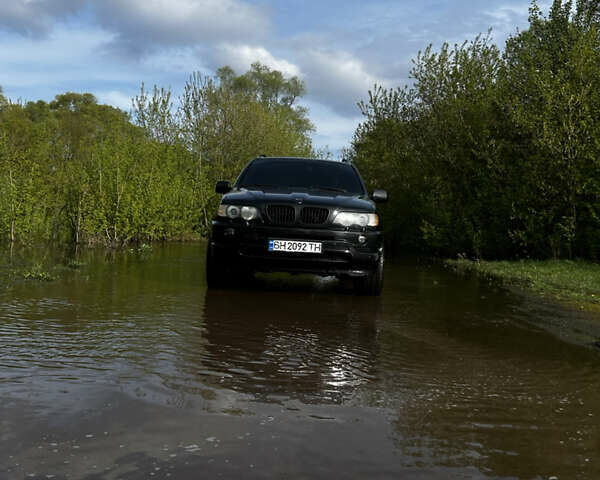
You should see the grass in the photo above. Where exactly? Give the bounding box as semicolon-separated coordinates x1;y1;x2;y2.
22;267;55;281
0;248;87;289
446;258;600;313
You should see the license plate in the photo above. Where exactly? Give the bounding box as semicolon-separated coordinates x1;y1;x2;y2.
268;239;322;254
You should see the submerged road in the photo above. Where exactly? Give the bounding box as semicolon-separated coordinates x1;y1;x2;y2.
1;244;599;479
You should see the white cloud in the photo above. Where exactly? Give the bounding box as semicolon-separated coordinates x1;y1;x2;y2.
209;43;386;117
0;26;149;106
141;47;208;75
214;44;301;77
305;101;363;154
482;2;537;38
0;0;271;58
97;90;134;111
0;0;84;37
0;27;112;65
95;0;269;55
297;48;389;116
0;0;541;152
0;27;127;91
486;1;553;24
486;4;530;23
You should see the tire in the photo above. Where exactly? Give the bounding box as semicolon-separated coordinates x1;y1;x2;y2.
234;268;255;287
354;249;384;296
206;243;226;288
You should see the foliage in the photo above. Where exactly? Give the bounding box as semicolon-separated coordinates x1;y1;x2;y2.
0;86;7;108
22;267;55;281
133;62;314;235
350;0;600;260
0;63;314;245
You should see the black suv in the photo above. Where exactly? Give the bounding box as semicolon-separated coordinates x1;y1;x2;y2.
206;156;388;294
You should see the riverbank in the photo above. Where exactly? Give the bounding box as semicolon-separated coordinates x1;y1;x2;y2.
446;258;600;314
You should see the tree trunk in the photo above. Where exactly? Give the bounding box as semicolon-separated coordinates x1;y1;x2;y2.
76;197;82;244
9;168;16;244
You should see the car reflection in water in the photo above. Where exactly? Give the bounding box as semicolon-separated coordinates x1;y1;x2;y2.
196;276;383;405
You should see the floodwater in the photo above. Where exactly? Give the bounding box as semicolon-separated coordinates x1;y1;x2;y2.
1;244;599;480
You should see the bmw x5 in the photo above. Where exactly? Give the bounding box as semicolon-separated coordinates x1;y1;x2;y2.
206;156;388;295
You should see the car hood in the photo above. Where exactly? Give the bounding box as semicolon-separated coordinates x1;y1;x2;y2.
222;188;376;212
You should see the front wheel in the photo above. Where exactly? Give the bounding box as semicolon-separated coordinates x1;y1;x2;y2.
206;244;254;289
354;250;384;296
206;243;227;288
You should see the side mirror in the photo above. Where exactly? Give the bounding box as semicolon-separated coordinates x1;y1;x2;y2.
215;180;231;194
371;189;388;203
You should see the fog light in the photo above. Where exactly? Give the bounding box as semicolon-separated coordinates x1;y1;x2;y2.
358;235;367;244
224;228;236;237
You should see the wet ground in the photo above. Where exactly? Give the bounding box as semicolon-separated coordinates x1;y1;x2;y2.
1;244;599;479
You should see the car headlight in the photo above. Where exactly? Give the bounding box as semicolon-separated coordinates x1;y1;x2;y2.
241;206;258;220
332;211;379;228
217;204;258;220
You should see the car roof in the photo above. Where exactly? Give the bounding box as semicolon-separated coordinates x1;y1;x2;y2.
253;156;348;164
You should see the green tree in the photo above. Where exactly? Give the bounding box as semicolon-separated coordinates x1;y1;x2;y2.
0;102;50;243
351;1;600;260
504;0;600;258
0;65;315;247
353;35;508;257
135;63;315;233
0;86;7;109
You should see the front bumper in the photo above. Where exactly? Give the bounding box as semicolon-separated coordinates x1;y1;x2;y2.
210;219;383;277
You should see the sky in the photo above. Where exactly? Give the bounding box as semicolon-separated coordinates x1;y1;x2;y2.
0;0;544;155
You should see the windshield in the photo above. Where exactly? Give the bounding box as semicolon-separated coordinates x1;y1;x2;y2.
236;158;365;195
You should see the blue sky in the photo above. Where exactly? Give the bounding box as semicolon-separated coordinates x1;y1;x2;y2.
0;0;543;155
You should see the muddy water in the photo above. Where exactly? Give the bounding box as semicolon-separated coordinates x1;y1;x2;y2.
1;244;599;479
